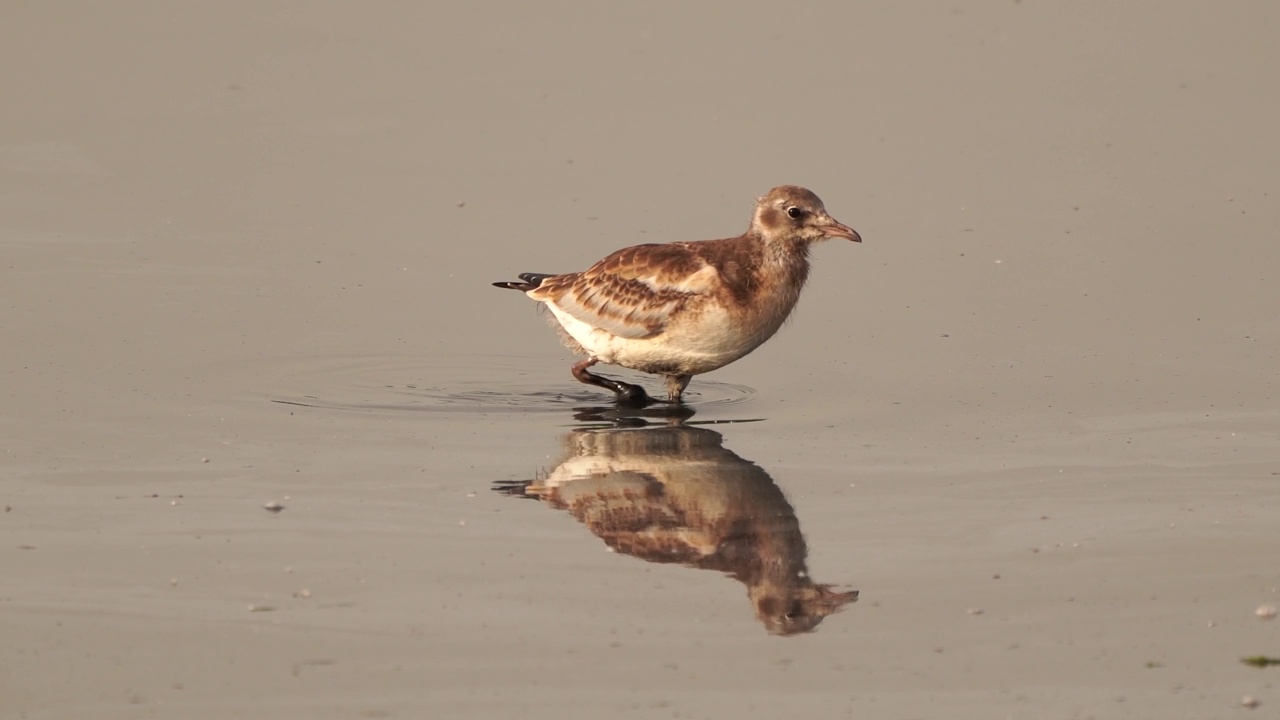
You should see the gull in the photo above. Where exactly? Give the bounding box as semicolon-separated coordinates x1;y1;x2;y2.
493;185;860;404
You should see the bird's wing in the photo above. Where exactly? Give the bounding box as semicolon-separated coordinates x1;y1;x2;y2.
530;243;720;339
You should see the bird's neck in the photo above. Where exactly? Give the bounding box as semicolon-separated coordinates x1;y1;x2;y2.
761;237;811;291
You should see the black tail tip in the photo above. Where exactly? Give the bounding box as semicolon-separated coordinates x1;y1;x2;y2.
492;272;555;291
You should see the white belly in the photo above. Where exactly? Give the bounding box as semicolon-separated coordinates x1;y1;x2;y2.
544;299;790;376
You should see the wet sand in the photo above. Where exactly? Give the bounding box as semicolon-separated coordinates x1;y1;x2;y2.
4;2;1279;718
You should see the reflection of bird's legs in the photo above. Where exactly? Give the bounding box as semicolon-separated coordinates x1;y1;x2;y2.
666;374;691;402
571;358;652;406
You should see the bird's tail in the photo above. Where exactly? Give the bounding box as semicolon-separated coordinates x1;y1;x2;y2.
491;272;557;291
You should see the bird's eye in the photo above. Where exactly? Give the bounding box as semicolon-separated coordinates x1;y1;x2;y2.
786;206;803;219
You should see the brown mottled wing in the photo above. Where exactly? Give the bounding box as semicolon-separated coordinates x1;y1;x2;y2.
529;243;719;339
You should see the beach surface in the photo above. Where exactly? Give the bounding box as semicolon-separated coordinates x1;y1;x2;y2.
3;3;1279;717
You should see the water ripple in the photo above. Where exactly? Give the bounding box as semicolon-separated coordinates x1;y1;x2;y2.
267;353;757;417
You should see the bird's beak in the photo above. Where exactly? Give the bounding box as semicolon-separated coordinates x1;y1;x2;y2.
822;217;862;243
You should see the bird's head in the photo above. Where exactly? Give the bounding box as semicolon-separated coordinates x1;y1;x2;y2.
752;185;861;245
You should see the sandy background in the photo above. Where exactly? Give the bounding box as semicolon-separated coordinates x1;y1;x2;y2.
3;2;1279;718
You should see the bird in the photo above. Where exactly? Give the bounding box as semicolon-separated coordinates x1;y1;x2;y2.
492;185;861;404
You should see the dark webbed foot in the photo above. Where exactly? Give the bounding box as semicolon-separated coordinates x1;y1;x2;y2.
572;359;675;407
613;382;653;407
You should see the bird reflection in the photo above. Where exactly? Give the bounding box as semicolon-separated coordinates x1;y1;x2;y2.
493;419;857;635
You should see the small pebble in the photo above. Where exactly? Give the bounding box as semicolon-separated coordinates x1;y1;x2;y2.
201;458;209;464
1241;695;1260;709
293;588;311;599
967;608;984;616
1257;604;1277;620
263;501;285;513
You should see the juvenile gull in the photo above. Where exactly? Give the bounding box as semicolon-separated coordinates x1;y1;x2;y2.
492;185;861;404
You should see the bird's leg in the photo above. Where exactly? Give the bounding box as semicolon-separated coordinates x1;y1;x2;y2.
571;358;653;406
665;374;692;403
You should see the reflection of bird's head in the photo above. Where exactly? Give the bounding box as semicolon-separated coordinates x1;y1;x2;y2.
753;583;860;636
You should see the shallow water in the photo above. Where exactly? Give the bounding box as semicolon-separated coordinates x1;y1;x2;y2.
5;3;1280;719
